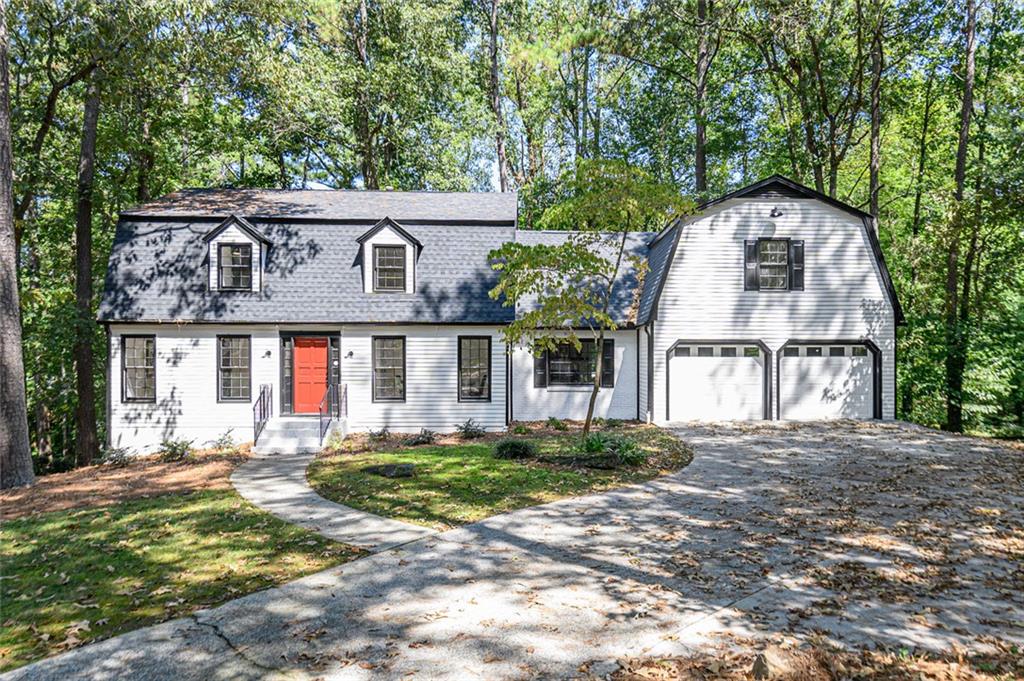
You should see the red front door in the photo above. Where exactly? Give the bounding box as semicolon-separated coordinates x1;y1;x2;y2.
293;338;329;413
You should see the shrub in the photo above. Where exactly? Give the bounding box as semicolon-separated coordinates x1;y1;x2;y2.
546;417;568;431
159;438;195;462
603;418;624;429
99;446;133;467
368;427;391;442
579;432;611;453
608;436;646;466
573;433;647;467
208;429;237;453
455;418;486;439
494;438;537;460
511;423;530;435
403;429;437;446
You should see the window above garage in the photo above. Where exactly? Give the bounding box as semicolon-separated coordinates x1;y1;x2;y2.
744;238;804;291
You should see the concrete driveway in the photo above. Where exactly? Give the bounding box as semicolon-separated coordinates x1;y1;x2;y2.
7;422;1022;680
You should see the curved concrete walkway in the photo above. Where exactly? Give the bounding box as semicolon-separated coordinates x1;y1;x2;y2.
231;451;435;552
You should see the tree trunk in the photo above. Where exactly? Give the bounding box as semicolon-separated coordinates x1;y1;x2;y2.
135;104;153;202
694;0;709;196
74;75;101;467
868;4;884;217
354;0;377;189
0;5;35;489
487;0;509;191
943;0;977;433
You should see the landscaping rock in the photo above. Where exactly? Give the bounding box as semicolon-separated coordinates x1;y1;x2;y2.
362;463;416;478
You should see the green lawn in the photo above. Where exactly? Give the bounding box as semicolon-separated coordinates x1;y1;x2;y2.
0;489;362;672
308;424;692;530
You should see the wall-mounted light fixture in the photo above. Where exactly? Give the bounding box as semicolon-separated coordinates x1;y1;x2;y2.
346;350;354;358
769;207;784;218
262;350;271;358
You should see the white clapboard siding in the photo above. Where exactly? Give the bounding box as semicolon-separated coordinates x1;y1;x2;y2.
109;324;280;454
650;198;896;423
511;330;638;422
208;223;262;292
342;325;507;432
638;326;650;420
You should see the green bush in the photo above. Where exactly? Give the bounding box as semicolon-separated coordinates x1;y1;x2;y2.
603;418;624;429
159;438;195;462
580;432;611;453
368;427;391;441
494;438;538;460
455;418;486;439
511;423;530;435
546;417;568;431
573;433;647;467
99;446;133;467
208;429;237;453
403;429;437;446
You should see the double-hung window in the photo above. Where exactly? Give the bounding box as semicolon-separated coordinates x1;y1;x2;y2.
744;238;804;291
219;244;252;290
122;335;156;402
757;240;789;290
373;336;405;401
373;245;406;292
458;336;491;401
217;336;251;401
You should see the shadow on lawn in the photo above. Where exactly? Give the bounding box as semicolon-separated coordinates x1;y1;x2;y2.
7;422;1023;680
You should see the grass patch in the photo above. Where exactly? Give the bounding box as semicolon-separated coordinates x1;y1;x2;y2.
0;489;362;672
308;424;691;530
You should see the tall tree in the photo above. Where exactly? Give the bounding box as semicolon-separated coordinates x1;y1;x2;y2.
73;74;101;466
0;0;35;489
943;0;977;432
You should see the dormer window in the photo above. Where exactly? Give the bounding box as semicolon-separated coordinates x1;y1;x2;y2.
357;217;421;294
219;244;253;290
373;245;406;292
203;215;269;293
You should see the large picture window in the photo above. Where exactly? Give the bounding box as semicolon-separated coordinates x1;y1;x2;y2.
373;245;406;292
217;336;251;401
121;335;155;402
540;339;614;388
219;244;252;290
458;336;491;401
373;336;405;401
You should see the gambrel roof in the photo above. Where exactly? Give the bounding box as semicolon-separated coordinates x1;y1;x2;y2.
636;175;905;326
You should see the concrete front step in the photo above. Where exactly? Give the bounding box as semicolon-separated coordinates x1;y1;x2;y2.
254;417;325;455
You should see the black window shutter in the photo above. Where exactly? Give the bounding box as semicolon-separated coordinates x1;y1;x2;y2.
601;339;615;387
744;240;759;290
789;240;805;290
533;351;547;388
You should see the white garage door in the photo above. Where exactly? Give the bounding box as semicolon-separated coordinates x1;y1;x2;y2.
779;344;873;420
668;344;765;421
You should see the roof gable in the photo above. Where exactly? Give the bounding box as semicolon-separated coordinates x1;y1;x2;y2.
201;215;271;245
699;174;872;220
355;217;424;254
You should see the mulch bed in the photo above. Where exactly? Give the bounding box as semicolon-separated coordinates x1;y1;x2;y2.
0;447;250;521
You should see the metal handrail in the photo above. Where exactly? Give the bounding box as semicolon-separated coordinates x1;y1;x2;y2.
318;383;338;446
253;384;272;444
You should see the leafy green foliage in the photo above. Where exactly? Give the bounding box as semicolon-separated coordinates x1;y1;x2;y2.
546;417;568;431
158;438;194;462
368;427;391;442
511;423;531;435
402;429;438;446
493;438;538;460
455;419;487;439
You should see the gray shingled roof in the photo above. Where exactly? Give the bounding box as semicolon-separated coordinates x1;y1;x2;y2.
513;230;655;325
635;222;680;325
98;219;516;324
123;188;518;223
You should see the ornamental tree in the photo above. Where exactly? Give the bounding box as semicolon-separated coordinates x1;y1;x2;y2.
489;159;691;434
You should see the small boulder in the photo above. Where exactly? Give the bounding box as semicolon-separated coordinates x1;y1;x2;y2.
362;463;415;478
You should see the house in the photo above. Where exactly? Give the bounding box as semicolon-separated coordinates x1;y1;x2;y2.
98;176;903;453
